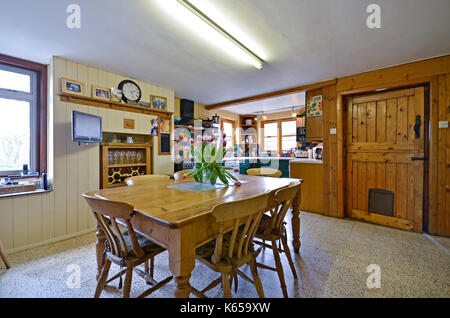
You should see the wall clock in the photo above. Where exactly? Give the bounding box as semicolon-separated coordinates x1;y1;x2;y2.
118;79;141;104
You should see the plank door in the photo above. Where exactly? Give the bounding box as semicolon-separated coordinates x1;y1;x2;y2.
345;87;425;232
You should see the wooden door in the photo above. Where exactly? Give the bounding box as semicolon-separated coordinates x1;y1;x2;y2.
345;87;425;232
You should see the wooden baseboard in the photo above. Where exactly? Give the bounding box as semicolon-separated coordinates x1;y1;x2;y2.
5;228;96;254
348;209;418;232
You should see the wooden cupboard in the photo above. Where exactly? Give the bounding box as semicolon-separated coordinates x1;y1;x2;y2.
306;116;323;140
100;143;152;189
290;162;323;213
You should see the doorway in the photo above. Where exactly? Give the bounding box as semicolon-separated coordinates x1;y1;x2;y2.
344;86;427;232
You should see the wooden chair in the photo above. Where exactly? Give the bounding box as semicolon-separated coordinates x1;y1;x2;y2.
253;181;299;297
192;192;271;298
0;240;10;269
247;168;282;178
173;170;194;181
125;174;170;186
82;193;172;298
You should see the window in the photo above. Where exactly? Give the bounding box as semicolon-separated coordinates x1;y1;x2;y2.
262;119;297;154
281;120;297;151
0;55;47;176
263;122;278;152
221;119;235;157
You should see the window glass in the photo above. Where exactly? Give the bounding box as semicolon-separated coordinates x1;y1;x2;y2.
0;69;31;93
264;122;278;136
264;137;278;151
282;120;296;136
282;136;296;151
0;98;30;172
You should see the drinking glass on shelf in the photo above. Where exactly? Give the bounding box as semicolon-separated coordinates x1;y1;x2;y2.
131;151;137;164
113;151;120;165
126;151;132;164
137;151;143;163
119;151;125;164
108;152;113;165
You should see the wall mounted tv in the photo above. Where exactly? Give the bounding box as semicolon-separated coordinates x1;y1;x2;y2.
72;110;102;143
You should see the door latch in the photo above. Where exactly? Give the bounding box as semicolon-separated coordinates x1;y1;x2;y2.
413;115;421;139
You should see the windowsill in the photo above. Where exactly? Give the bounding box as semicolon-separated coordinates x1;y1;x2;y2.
0;188;52;199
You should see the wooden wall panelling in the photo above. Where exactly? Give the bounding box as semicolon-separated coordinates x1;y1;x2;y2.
337;56;450;92
65;60;79;235
437;74;449;235
53;57;68;238
428;77;439;234
0;199;13;249
77;64;90;233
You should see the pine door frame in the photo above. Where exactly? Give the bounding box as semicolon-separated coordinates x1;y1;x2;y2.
336;76;436;233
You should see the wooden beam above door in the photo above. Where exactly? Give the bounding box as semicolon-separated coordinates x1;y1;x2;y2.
204;79;337;110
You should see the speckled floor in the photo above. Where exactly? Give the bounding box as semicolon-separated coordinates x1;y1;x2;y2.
1;212;449;298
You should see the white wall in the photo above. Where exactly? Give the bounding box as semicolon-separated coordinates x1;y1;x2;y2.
0;57;175;252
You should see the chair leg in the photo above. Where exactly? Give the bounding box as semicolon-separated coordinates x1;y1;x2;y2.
150;257;155;279
271;240;288;298
249;256;265;298
0;240;10;269
122;267;133;298
94;259;111;298
221;273;232;298
281;232;297;279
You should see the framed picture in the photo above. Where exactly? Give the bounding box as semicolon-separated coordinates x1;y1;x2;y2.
91;85;111;101
158;117;171;155
150;95;167;111
61;77;85;96
159;117;171;134
306;95;323;117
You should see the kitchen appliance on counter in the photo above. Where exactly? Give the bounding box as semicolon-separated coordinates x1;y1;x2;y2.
313;146;323;160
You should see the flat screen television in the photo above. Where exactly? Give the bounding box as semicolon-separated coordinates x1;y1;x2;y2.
72;110;102;143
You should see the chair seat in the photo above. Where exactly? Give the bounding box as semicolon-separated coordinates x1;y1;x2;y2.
255;214;283;237
123;231;163;257
196;231;236;260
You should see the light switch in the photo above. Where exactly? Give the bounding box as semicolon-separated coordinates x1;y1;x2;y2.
438;121;449;129
330;128;337;135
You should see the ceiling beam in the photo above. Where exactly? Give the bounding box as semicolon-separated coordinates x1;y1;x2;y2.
205;78;337;110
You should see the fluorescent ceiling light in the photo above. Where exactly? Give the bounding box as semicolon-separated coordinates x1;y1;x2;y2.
157;0;264;69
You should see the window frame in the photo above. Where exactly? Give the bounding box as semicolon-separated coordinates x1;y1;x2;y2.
0;54;47;177
221;118;236;149
261;118;297;154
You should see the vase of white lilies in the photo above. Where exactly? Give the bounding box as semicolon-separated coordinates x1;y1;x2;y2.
185;133;241;186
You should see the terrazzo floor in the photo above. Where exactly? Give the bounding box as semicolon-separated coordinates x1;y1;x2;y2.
1;212;449;298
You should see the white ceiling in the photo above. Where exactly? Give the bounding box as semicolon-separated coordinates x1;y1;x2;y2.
224;91;305;115
0;0;449;107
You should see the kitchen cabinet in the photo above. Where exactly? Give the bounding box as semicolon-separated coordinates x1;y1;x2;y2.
290;161;323;213
306;116;323;140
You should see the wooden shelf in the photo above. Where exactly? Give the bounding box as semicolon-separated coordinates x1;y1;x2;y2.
60;93;173;119
102;142;151;148
108;163;147;168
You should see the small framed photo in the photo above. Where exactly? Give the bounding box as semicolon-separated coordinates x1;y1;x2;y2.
61;77;85;96
91;85;111;101
150;95;167;111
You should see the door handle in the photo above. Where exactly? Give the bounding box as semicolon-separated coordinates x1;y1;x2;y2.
413;115;421;139
411;157;425;161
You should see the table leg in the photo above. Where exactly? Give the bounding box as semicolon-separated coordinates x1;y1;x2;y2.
168;225;196;298
95;222;106;280
291;186;301;253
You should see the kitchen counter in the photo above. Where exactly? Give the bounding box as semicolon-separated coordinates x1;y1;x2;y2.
223;157;297;161
289;159;323;164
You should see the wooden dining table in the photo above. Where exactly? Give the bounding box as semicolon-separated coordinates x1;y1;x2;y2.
88;174;303;298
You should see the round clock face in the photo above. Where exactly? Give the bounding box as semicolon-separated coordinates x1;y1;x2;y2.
118;80;141;103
